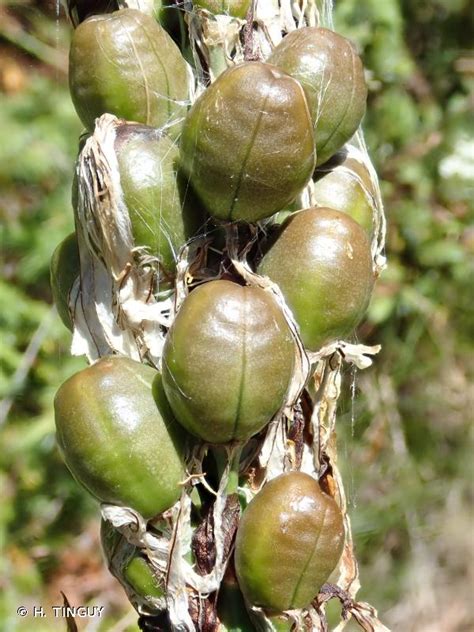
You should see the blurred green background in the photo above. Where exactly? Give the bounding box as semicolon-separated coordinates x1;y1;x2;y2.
0;0;472;630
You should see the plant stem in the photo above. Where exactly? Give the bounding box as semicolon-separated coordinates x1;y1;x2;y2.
226;444;243;495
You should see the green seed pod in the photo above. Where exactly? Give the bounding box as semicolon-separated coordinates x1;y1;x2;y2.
114;122;206;285
235;472;345;612
50;233;80;332
69;9;189;137
55;356;187;519
162;280;295;443
193;0;250;18
101;519;164;610
179;62;316;222
258;208;374;351
268;28;367;166
313;149;376;235
65;0;188;50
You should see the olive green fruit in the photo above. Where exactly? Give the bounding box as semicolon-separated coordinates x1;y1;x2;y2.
179;62;316;222
235;472;345;612
50;233;80;332
101;519;164;606
69;9;189;136
113;123;206;286
258;208;374;351
66;0;187;46
193;0;250;18
162;280;295;443
268;28;367;166
123;556;164;600
313;149;375;235
55;356;186;519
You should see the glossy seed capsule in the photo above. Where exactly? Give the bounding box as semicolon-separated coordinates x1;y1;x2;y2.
113;122;205;287
55;356;187;519
162;280;295;443
69;9;189;137
235;471;345;612
258;207;374;351
313;148;376;235
268;27;367;166
50;233;80;331
179;62;316;222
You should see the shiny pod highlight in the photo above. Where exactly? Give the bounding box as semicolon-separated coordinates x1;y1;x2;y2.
54;356;187;519
268;28;367;166
179;62;316;222
162;280;295;443
235;471;345;612
313;149;376;235
69;9;189;137
258;207;374;351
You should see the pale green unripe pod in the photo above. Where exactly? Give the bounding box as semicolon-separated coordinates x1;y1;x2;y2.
101;519;164;610
235;472;345;612
55;356;187;519
69;9;189;137
268;28;367;165
313;149;376;235
258;208;374;351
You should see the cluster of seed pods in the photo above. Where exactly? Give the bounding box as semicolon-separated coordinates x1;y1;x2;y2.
52;1;388;630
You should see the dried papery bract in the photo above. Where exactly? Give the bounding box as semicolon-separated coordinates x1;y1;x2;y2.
71;114;189;364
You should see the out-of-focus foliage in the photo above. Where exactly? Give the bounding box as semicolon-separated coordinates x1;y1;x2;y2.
0;0;472;630
333;1;473;630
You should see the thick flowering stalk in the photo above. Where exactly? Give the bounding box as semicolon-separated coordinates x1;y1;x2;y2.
54;0;391;630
